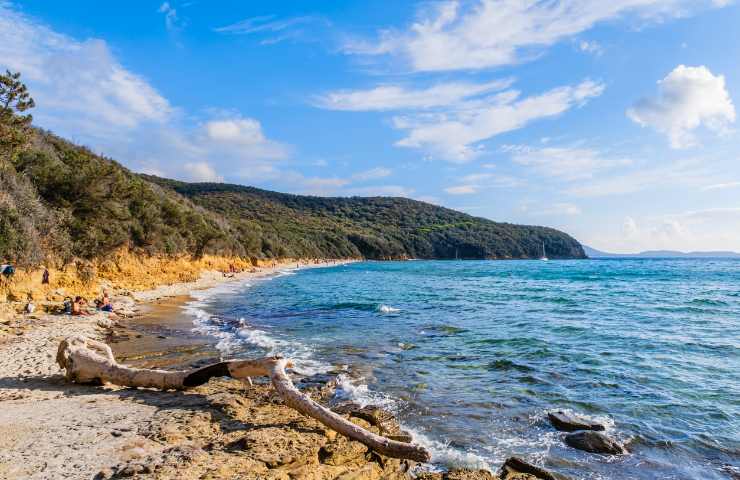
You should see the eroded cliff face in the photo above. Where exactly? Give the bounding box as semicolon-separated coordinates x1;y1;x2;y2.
0;249;276;305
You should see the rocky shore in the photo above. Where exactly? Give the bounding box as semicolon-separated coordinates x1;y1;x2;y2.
0;260;565;480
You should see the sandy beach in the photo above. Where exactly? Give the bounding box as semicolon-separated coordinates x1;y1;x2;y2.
0;260;422;480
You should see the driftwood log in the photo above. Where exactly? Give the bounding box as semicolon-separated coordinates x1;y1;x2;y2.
56;335;430;462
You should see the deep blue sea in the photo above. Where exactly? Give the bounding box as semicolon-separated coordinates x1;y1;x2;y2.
185;259;740;480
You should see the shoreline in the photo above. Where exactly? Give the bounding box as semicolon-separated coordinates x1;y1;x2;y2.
2;259;403;480
0;258;549;479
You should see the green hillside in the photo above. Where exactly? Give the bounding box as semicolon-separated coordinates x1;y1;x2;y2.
0;70;585;266
146;178;586;260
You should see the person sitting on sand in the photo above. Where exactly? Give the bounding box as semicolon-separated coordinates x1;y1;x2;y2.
72;296;88;316
99;291;114;312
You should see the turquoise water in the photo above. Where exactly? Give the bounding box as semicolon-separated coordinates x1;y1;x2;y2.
187;259;740;479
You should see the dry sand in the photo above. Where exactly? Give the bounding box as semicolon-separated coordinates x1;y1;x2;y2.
0;261;384;480
0;260;508;480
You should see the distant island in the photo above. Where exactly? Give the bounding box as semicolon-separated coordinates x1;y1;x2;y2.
583;245;740;258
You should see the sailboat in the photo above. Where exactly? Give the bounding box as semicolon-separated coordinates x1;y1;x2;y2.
540;242;549;261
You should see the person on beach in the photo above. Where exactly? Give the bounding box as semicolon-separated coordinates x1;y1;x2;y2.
63;297;73;315
41;267;49;285
97;290;117;313
72;296;88;316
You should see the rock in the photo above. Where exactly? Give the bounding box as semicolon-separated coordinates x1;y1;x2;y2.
446;469;497;480
499;456;568;480
564;431;627;455
332;403;409;441
318;436;368;466
417;469;496;480
547;411;605;432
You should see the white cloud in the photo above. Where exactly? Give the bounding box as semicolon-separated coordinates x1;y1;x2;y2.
0;4;171;143
627;65;736;148
445;185;478;195
352;167;392;181
393;79;604;161
534;202;582;216
214;15;328;45
0;4;294;186
344;0;728;72
623;216;639;238
201;117;288;159
445;172;522;194
315;79;513;111
578;40;604;56
702;181;740;191
565;157;711;197
183;162;223;182
505;144;631;180
158;2;184;33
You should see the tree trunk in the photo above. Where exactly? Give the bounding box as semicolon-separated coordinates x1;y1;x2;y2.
56;335;430;462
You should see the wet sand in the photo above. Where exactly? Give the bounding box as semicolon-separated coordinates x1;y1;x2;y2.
110;296;219;370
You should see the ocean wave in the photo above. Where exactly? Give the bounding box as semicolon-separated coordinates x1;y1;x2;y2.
406;428;492;471
183;279;331;375
377;304;400;313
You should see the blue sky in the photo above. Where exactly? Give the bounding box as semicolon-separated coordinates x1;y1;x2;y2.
1;1;739;252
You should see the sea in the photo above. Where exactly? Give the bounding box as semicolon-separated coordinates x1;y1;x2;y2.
183;259;740;480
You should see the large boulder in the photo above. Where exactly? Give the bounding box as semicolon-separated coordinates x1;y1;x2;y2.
499;457;569;480
564;431;627;455
547;411;605;432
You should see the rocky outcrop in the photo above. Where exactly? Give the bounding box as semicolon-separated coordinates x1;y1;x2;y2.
564;431;627;455
93;378;418;479
547;411;605;432
499;457;568;480
416;469;497;480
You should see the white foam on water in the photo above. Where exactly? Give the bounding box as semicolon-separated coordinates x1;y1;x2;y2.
183;275;333;375
334;374;396;410
377;304;400;313
406;428;492;471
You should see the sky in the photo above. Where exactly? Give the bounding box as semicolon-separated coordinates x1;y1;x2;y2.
1;0;739;253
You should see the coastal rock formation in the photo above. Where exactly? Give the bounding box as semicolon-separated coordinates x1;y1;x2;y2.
56;335;430;462
499;457;569;480
416;469;497;480
564;431;627;455
547;411;605;432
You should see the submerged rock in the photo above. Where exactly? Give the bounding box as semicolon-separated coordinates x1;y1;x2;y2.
499;456;569;480
547;411;605;432
564;431;627;455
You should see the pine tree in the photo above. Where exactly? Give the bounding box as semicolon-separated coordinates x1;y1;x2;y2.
0;70;35;162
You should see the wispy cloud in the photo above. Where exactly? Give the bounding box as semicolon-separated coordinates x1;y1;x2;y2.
577;40;604;56
504;144;632;180
315;79;513;111
159;2;186;33
343;0;730;72
701;181;740;191
214;14;329;45
565;158;712;197
352;167;392;181
392;79;604;162
444;173;523;195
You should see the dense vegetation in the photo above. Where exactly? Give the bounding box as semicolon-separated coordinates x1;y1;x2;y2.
147;178;586;260
0;70;585;266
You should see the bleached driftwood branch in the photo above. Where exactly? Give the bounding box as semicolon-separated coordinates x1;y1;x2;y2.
56;335;430;462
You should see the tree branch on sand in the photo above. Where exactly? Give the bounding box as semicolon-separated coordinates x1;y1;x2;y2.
56;335;430;462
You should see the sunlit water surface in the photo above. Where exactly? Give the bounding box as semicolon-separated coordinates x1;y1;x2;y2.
185;259;740;479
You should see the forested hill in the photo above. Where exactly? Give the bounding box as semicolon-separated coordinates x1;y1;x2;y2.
0;65;584;265
145;177;586;260
1;128;585;265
